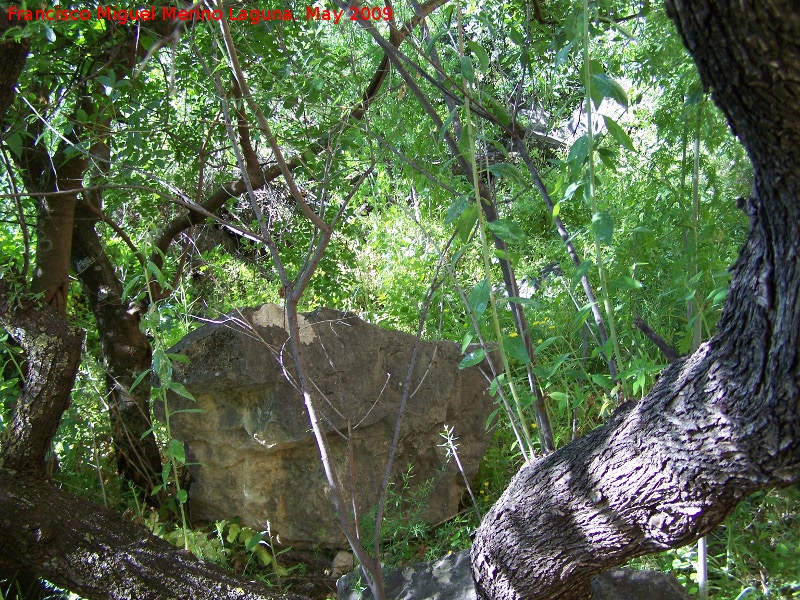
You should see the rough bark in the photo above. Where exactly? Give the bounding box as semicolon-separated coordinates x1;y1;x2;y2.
0;472;309;600
71;200;163;492
0;12;29;125
470;2;800;599
0;279;84;472
0;278;308;600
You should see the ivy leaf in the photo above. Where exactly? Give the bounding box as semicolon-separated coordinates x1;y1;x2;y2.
592;210;614;245
591;73;628;109
603;116;635;152
486;219;527;245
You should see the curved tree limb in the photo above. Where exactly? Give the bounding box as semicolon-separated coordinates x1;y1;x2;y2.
471;1;800;598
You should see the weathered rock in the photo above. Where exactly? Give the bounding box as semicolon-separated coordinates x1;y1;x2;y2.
590;567;694;600
336;550;693;600
164;304;493;547
330;551;354;578
337;550;476;600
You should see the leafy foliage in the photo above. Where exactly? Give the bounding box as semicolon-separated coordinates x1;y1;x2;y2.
0;0;794;598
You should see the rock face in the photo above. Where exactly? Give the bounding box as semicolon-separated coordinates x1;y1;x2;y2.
165;304;493;548
336;550;693;600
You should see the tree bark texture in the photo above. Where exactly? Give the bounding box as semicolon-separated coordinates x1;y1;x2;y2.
471;2;800;598
71;201;164;492
0;12;29;125
0;278;309;600
0;472;309;600
0;279;84;473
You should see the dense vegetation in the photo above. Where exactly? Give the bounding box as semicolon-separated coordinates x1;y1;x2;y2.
1;0;799;599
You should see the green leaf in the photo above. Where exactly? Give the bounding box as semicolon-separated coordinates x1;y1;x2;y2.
147;261;166;287
171;408;206;415
590;73;628;108
483;93;511;127
597;148;618;170
571;303;593;331
226;524;241;543
591;373;614;388
504;335;530;365
459;349;486;369
468;278;490;317
508;26;525;46
534;337;559;354
129;368;151;393
486;219;526;245
592;210;614;245
555;41;574;66
561;181;582;204
445;195;470;225
461;56;475;83
456;204;478;242
486;163;528;186
169;382;196;402
493;248;521;263
5;132;23;158
568;135;590;167
167;353;190;364
609;276;642;290
572;260;594;288
439;107;459;144
167;438;185;464
246;531;266;552
603;116;635;151
467;40;489;71
461;330;475;354
176;489;188;504
532;353;569;380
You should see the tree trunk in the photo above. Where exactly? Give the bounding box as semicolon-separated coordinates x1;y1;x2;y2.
0;278;309;600
0;472;309;600
72;200;163;493
470;2;800;598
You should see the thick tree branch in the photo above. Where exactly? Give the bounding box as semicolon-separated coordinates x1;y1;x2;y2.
0;12;29;125
0;472;309;600
0;279;84;473
471;1;800;598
